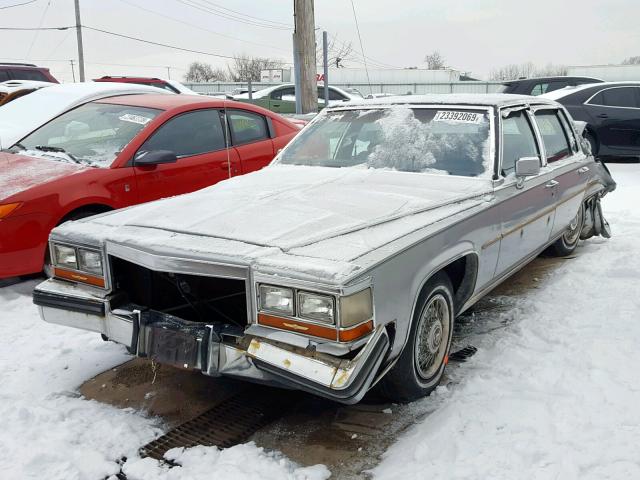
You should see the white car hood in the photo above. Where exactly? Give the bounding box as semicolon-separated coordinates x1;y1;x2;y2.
58;165;492;282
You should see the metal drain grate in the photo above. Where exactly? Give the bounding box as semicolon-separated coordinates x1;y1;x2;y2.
140;387;297;461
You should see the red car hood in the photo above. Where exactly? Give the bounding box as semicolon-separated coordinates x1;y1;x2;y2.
0;151;88;202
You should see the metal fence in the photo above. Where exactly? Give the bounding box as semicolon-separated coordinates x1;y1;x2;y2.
183;81;506;96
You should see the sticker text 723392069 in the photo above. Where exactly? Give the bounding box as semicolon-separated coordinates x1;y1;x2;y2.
433;111;483;124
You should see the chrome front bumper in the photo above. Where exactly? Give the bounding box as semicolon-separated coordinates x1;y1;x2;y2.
34;279;388;404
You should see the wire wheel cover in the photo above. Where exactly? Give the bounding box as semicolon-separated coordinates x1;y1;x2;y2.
414;293;450;380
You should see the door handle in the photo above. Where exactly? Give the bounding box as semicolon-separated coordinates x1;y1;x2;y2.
596;113;608;119
577;166;590;174
272;103;280;107
220;161;230;169
544;180;559;189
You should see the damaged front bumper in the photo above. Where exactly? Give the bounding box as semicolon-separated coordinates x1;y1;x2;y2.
34;279;389;404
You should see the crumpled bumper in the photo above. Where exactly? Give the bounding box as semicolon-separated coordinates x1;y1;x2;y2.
33;278;388;404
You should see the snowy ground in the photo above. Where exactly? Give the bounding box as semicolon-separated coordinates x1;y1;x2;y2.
0;163;636;479
373;163;640;480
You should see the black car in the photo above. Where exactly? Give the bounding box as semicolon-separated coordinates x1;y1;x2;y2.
500;76;602;96
545;82;640;158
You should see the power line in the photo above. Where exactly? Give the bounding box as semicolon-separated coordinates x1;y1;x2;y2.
197;0;292;28
116;0;291;54
0;0;37;9
174;0;292;30
0;25;71;30
24;0;51;60
349;0;371;90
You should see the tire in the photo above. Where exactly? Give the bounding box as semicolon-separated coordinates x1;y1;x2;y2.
549;203;585;257
585;131;598;156
378;272;455;402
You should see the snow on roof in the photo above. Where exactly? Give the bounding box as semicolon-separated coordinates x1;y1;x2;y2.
541;81;640;100
334;93;559;109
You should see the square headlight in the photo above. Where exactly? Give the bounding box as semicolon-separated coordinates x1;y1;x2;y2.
298;291;335;324
259;284;294;316
77;248;103;276
52;244;77;270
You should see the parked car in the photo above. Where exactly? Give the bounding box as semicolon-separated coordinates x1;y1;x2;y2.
0;62;58;83
0;95;299;280
0;82;170;149
542;81;640;158
234;83;363;113
93;76;199;94
34;94;615;404
0;80;53;106
499;76;603;96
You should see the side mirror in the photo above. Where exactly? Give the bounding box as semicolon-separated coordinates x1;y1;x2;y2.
134;150;178;166
515;156;541;178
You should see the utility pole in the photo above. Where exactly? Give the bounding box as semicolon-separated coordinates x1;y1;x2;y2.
166;66;171;79
69;59;76;82
74;0;85;82
322;30;329;105
293;0;317;114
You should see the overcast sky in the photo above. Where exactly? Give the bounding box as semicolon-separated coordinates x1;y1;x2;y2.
1;0;638;83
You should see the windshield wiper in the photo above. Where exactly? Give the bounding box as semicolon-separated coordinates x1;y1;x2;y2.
34;145;81;164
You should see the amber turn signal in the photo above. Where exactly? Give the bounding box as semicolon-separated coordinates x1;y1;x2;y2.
0;202;22;219
54;267;105;288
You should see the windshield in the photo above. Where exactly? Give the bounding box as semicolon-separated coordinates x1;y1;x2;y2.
10;101;161;167
278;106;493;177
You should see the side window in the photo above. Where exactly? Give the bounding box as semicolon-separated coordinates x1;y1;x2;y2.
228;110;269;145
139;109;225;157
0;70;10;82
589;87;638;108
530;83;549;96
317;87;347;101
534;110;572;162
10;69;48;81
545;81;568;93
557;109;579;153
271;87;295;101
501;110;540;175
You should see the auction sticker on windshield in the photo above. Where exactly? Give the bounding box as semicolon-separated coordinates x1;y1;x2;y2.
433;111;483;123
119;113;152;125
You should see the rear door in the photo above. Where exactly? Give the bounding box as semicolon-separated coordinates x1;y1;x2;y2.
495;108;556;276
584;86;640;154
133;108;240;202
269;86;296;113
226;108;275;173
531;107;588;238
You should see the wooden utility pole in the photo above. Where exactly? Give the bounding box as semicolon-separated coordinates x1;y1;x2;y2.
293;0;317;114
74;0;85;81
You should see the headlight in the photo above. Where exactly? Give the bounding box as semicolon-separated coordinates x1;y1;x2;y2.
259;284;294;315
52;244;78;270
77;249;103;276
298;291;335;324
340;288;373;327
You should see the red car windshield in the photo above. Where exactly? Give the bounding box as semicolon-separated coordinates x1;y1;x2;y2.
12;101;161;167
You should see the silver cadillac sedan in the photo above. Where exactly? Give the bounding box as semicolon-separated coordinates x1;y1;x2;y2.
34;94;615;404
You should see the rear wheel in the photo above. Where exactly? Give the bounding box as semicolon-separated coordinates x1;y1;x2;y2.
549;203;585;257
378;273;454;402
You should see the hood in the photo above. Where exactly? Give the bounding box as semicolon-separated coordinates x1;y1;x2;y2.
91;165;490;249
0;152;87;201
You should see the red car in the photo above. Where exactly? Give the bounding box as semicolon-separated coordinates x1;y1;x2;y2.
0;95;299;280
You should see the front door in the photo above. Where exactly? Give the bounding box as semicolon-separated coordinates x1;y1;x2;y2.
269;86;296;113
585;86;640;154
133;109;240;203
495;109;556;276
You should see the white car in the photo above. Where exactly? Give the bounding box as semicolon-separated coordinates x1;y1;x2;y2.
0;82;170;149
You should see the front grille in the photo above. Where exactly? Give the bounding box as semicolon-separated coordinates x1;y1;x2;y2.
110;257;248;327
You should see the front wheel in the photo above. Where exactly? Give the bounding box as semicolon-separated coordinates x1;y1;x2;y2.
378;272;454;402
549;203;585;257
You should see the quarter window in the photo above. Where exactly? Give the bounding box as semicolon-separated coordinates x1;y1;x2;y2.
589;87;639;108
140;109;226;157
501;110;539;175
534;110;572;162
228;110;269;145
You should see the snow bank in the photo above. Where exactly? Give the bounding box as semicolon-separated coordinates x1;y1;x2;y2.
0;281;327;479
121;443;329;480
374;163;640;480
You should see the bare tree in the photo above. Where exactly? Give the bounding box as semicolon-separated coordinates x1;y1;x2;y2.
424;51;445;70
316;35;355;68
622;56;640;65
489;62;566;81
227;55;284;82
184;62;228;82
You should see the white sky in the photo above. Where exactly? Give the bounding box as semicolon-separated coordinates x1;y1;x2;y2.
1;0;638;83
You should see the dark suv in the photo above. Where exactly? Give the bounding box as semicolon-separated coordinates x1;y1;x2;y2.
500;76;602;96
0;63;58;83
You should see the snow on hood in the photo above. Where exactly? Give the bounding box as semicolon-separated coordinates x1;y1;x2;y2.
0;151;87;201
58;165;491;281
